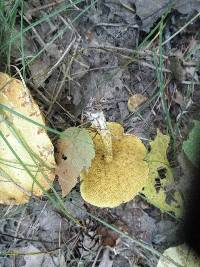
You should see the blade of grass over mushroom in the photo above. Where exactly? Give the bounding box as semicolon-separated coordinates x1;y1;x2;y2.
0;103;92;142
0;130;80;225
0;166;32;197
4;118;54;171
0;72;56;200
4;118;64;201
0;101;95;138
0;158;43;172
2;118;53;188
0;104;63;136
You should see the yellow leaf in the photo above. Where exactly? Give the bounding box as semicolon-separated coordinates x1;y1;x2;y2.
0;73;55;204
128;94;148;112
157;244;200;267
142;130;183;218
56;127;95;197
80;122;149;207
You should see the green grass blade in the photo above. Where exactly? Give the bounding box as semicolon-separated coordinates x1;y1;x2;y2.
0;0;84;52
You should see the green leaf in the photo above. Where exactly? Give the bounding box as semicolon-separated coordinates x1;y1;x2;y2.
56;127;95;197
183;120;200;168
142;130;183;218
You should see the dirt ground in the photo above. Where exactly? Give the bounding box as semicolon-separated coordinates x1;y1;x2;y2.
0;1;200;266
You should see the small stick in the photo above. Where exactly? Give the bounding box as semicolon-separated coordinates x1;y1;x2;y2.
27;0;66;17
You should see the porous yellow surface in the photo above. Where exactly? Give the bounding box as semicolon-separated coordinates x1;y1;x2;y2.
80;122;149;207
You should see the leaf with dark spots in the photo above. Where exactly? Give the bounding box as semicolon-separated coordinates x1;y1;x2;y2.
56;127;95;197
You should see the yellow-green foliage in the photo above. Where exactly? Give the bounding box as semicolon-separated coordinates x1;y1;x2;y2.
157;244;200;267
142;130;183;218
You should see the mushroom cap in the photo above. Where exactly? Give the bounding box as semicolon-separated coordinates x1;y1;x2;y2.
80;122;149;207
0;73;55;204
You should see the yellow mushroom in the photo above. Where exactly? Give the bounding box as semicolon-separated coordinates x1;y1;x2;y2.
80;122;149;207
0;73;55;204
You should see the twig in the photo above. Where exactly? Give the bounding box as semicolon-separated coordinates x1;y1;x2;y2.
27;0;66;16
69;0;80;10
162;11;200;45
47;37;76;115
87;46;168;59
92;246;103;267
94;22;138;28
0;232;56;244
23;15;46;48
47;37;76;75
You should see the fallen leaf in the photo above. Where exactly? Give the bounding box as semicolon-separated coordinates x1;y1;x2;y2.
96;220;127;247
157;244;200;267
127;94;148;112
142;130;183;218
169;52;186;83
97;226;119;247
56;127;95;197
174;90;184;106
29;58;50;88
133;0;169;31
133;1;200;31
99;248;113;267
0;73;55;204
185;66;199;82
176;1;200;14
182;120;200;168
17;244;55;267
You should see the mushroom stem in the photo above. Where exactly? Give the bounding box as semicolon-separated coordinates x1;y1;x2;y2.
86;110;113;163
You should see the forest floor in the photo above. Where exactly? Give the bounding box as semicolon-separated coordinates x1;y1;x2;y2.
0;1;200;267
